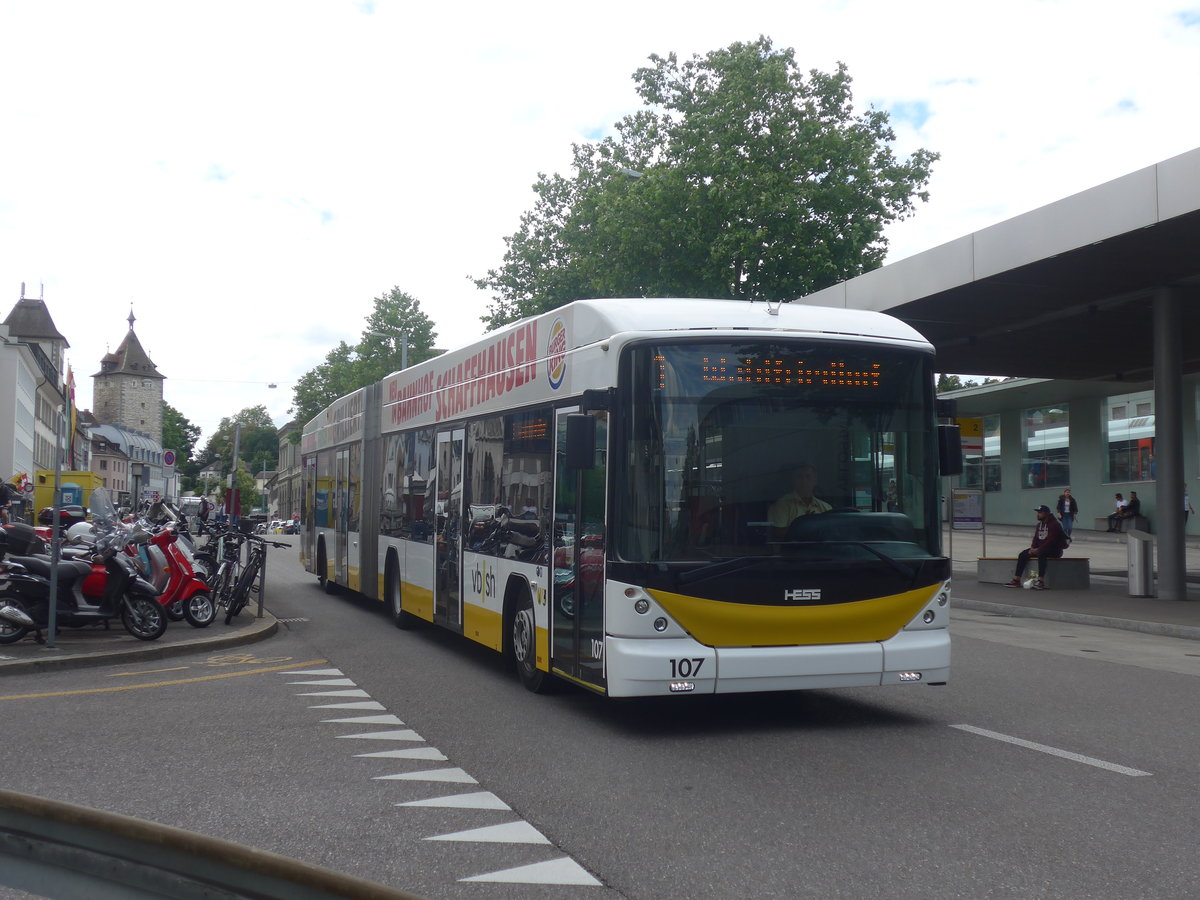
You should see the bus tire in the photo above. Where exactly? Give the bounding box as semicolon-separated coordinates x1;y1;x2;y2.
510;589;552;693
317;541;337;595
386;553;418;630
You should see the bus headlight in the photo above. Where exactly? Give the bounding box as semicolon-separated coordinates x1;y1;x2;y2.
634;598;650;614
653;617;668;632
923;610;936;624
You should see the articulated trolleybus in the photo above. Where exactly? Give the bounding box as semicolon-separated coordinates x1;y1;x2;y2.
301;298;953;698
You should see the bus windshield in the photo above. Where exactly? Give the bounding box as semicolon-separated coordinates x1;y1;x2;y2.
615;340;941;564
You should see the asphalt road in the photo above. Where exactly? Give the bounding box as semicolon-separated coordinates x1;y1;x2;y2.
3;540;1199;899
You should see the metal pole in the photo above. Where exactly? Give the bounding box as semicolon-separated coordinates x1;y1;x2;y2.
45;405;66;648
1153;286;1186;600
257;546;266;619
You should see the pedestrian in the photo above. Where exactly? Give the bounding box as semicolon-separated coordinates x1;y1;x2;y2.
1106;493;1126;532
0;481;13;525
1185;491;1195;525
1006;505;1069;590
198;495;212;524
1055;487;1078;539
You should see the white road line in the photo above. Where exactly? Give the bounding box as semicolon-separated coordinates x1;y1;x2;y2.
374;767;478;783
426;822;550;844
320;714;405;725
287;678;357;686
950;724;1153;776
295;688;371;697
307;700;386;710
357;748;448;761
281;668;345;676
334;728;423;741
399;791;510;810
460;858;602;886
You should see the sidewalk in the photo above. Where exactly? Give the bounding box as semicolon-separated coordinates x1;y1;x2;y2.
946;524;1200;641
0;610;278;675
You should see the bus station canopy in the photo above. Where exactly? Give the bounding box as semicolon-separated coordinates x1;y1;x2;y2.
799;145;1200;601
800;146;1200;386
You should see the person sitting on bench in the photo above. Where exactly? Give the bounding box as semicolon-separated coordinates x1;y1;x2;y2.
1006;505;1068;590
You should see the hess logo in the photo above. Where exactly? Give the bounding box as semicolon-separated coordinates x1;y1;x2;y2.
784;588;821;602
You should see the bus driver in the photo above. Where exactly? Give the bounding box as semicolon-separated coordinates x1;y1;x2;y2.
768;463;832;537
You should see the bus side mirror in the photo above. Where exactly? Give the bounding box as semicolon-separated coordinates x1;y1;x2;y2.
565;414;596;470
938;424;963;476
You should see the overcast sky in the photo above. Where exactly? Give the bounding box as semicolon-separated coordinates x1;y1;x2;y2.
3;0;1198;448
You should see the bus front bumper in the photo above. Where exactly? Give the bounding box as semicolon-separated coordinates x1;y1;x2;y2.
603;629;950;698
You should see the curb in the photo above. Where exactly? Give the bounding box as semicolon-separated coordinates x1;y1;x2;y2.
953;597;1200;642
0;613;279;676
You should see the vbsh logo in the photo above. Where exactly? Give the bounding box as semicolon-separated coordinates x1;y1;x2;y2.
784;588;821;602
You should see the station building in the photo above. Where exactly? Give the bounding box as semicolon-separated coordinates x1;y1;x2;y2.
937;376;1199;535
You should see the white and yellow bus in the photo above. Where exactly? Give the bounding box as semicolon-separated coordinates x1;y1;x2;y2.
301;298;954;697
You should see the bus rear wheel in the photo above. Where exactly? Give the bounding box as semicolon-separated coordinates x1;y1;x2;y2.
317;542;337;595
511;590;551;693
387;555;417;630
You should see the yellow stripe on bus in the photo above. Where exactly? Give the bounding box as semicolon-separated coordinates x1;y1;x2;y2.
464;604;503;652
647;583;940;647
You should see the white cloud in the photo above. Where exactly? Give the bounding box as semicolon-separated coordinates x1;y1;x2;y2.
2;0;1198;445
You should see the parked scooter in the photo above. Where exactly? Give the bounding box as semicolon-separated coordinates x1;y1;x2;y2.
60;504;216;628
0;489;168;644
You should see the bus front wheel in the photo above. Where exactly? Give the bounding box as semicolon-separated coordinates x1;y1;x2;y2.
511;590;551;693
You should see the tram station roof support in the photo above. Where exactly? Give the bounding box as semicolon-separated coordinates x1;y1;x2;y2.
799;146;1200;600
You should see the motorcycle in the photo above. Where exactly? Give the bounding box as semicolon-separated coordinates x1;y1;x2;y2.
0;488;168;644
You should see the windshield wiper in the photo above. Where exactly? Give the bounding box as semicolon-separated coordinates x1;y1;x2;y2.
676;555;806;587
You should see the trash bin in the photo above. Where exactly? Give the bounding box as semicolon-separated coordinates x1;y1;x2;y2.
1126;529;1154;597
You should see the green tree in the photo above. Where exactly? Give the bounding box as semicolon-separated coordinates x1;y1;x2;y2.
196;406;278;475
162;403;201;474
290;287;438;427
476;37;938;328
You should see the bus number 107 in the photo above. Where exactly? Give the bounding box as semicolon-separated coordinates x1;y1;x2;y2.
670;658;704;678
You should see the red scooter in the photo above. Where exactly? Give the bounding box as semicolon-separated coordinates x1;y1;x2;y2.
139;524;216;627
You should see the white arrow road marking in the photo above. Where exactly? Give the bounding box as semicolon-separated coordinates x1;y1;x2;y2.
950;724;1153;776
307;700;386;710
288;678;357;686
427;822;549;844
399;792;510;810
335;729;424;741
295;689;371;697
356;748;448;761
374;768;477;783
460;858;602;886
321;715;405;725
280;668;345;676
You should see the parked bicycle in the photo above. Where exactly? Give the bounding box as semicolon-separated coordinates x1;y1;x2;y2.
224;533;289;625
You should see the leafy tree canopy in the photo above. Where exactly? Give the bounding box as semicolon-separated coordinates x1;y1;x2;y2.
162;403;201;475
195;405;278;475
290;287;437;427
476;36;939;329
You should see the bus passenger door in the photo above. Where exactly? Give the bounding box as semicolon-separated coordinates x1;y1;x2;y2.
552;408;607;690
434;429;464;632
334;448;349;586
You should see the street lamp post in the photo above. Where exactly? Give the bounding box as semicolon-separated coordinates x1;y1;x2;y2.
368;330;408;370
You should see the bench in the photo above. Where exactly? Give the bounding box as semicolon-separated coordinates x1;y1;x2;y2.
977;556;1091;589
1092;515;1150;533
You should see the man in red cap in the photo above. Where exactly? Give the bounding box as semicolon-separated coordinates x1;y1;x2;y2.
1005;505;1069;590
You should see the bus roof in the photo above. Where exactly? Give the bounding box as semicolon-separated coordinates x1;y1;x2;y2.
303;298;934;447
